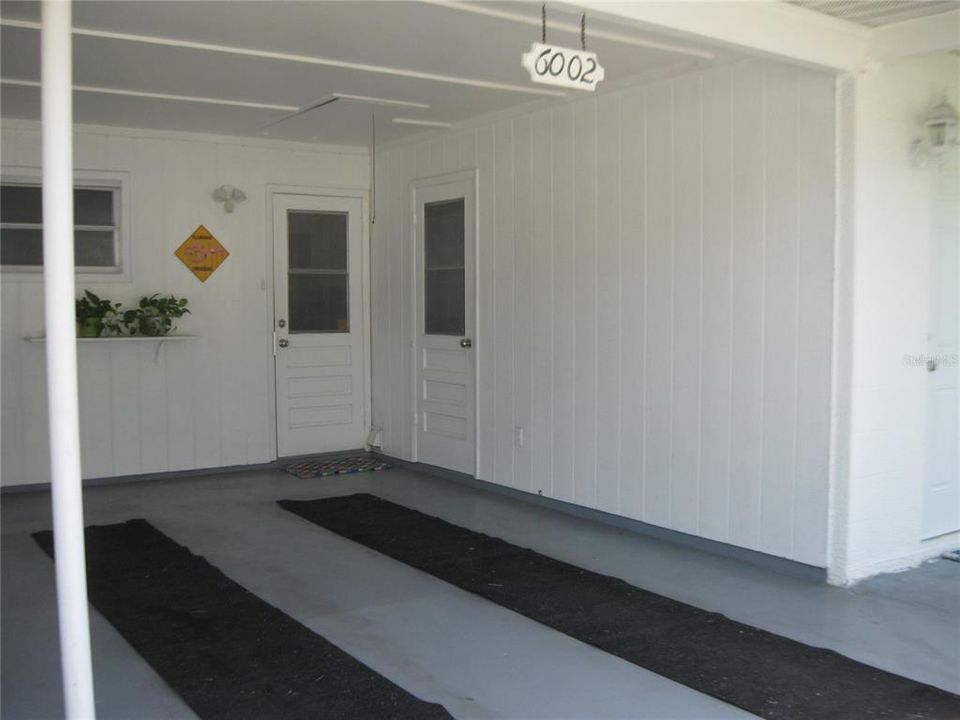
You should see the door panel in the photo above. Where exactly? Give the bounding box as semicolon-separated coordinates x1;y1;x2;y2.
274;194;366;457
415;177;476;475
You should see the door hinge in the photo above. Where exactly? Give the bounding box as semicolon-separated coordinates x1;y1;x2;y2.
272;331;277;357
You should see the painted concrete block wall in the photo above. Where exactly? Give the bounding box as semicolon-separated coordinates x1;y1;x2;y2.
371;59;836;567
832;52;960;582
1;121;368;487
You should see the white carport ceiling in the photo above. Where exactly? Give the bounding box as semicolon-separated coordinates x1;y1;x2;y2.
0;1;739;146
787;0;959;27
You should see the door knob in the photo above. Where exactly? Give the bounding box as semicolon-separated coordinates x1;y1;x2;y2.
278;338;289;348
460;338;472;348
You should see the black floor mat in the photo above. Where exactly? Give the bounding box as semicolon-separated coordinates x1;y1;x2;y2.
33;520;451;720
279;493;960;720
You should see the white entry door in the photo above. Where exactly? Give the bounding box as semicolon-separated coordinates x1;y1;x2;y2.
414;176;476;475
923;152;959;538
273;193;366;458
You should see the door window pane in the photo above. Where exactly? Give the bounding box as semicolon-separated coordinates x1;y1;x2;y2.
289;211;347;270
426;268;466;336
425;200;465;268
424;198;465;335
289;274;349;333
287;210;349;333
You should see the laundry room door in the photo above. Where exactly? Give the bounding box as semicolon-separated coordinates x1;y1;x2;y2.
923;151;960;538
273;193;366;458
413;174;477;475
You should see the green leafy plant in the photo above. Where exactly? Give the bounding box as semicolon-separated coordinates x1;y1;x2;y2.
75;290;120;337
74;291;191;338
126;294;191;336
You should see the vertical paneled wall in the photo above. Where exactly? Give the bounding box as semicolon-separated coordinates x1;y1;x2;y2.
1;122;367;486
371;59;836;567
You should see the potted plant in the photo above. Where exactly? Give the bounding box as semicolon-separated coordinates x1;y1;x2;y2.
126;294;190;336
75;290;120;338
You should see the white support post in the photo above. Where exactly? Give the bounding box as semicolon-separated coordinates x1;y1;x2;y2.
41;1;97;717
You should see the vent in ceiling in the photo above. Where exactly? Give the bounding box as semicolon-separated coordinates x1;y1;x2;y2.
788;0;959;26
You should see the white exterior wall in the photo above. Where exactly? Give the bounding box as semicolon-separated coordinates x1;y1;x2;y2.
831;52;960;583
372;58;837;568
1;120;368;487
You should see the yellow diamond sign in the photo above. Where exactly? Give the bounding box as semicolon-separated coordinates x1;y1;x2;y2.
175;225;229;282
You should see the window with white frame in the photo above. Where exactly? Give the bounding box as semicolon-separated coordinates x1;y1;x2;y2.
1;180;123;272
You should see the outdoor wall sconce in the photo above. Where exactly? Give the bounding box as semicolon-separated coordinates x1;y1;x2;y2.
911;95;959;168
212;184;247;213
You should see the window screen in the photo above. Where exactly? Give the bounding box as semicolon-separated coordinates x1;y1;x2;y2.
0;183;120;270
287;210;349;333
424;198;465;336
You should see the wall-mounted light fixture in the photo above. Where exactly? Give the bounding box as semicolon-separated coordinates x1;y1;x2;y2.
911;94;959;168
212;184;247;213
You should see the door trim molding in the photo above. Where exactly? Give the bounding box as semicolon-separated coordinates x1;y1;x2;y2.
266;184;371;461
409;169;479;472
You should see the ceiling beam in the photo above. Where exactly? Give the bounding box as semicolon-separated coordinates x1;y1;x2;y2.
392;118;453;128
0;18;566;98
419;0;715;59
870;9;960;61
1;77;299;111
563;1;873;72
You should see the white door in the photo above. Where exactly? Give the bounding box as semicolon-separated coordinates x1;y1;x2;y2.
414;176;476;475
923;151;960;538
273;193;366;458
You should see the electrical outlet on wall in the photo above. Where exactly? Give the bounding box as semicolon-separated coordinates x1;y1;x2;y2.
514;426;524;448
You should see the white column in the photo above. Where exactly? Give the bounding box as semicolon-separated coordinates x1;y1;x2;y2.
41;1;97;717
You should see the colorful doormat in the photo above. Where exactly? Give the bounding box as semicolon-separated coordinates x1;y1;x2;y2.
283;455;391;479
33;520;451;720
279;494;960;720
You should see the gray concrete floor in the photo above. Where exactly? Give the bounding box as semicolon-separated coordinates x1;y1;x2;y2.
2;467;957;719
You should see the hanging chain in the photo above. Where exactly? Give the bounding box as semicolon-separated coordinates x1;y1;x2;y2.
581;12;586;51
541;3;546;43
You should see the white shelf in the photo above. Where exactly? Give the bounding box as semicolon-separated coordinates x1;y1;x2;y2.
26;335;196;343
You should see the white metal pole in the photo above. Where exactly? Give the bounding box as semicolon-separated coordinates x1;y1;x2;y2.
41;1;97;717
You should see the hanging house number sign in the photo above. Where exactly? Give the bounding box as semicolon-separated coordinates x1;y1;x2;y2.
522;42;605;92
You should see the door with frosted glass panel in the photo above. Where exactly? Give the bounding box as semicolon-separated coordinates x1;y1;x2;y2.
414;176;476;475
273;194;366;457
